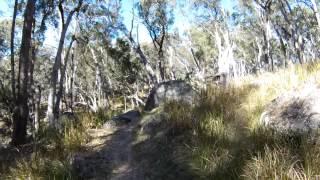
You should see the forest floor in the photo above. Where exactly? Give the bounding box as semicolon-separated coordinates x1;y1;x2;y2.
74;114;143;180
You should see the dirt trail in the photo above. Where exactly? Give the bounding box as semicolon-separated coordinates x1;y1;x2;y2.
74;117;142;180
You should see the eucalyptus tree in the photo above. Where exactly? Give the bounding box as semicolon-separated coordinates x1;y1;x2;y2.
47;0;84;126
11;0;36;146
137;0;174;81
66;0;123;112
123;6;157;84
10;0;19;101
191;0;244;77
253;0;274;70
293;0;320;62
30;0;56;132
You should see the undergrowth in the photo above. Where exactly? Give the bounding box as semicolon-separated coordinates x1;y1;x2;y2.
4;109;112;179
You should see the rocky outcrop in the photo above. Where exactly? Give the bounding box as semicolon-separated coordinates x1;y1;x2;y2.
144;80;196;111
260;84;320;134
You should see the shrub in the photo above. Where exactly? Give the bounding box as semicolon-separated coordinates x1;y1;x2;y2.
62;120;89;152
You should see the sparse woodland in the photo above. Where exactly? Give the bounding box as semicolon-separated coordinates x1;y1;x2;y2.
1;0;320;179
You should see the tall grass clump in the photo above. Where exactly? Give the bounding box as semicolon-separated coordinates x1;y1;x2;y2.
242;146;304;180
164;101;194;132
160;85;253;178
185;85;254;178
62;120;89;152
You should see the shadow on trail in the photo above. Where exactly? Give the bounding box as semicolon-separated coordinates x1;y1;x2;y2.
73;114;142;180
129;111;199;180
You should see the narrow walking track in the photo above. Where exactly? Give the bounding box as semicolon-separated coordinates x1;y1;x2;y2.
74;116;142;180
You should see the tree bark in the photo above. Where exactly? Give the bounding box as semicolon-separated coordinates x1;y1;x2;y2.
11;0;35;146
158;49;165;81
10;0;18;102
90;46;103;109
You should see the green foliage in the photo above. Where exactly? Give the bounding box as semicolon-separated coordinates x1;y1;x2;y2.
107;38;141;84
137;0;174;37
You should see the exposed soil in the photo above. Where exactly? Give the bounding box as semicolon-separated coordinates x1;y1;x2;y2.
74;116;142;180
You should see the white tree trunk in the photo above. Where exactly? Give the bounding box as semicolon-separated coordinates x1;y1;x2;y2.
90;46;103;110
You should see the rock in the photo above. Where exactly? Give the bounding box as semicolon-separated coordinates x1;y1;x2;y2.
103;110;141;128
112;110;141;123
260;83;320;134
144;80;196;111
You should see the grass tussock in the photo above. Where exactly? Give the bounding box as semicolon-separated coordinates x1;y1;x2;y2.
164;101;194;131
149;63;320;179
242;146;303;180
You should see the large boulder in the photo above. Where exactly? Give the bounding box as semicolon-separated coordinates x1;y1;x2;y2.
260;84;320;134
144;80;196;111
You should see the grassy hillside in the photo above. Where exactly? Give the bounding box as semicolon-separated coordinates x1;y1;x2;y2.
133;63;320;179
